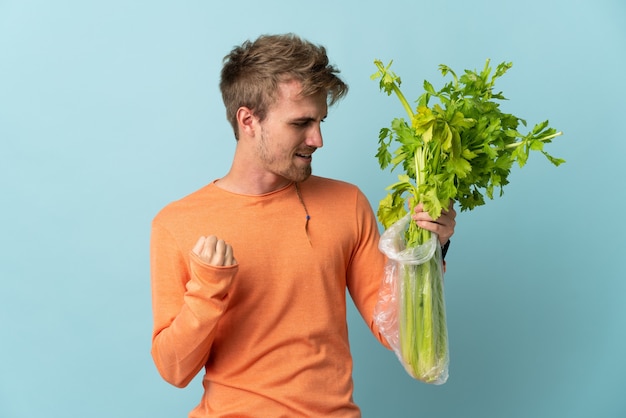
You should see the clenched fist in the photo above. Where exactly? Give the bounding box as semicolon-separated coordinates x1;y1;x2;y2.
192;235;236;266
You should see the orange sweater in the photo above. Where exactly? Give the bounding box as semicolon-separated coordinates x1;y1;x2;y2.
150;176;389;417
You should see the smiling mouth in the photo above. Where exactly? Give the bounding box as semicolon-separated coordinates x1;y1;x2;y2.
295;152;313;161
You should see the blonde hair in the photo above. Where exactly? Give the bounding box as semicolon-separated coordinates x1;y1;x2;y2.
220;33;348;139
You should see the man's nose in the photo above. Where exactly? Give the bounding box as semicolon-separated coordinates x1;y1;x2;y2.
306;124;323;148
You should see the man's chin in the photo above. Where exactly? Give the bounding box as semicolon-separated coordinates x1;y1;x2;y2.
288;167;312;183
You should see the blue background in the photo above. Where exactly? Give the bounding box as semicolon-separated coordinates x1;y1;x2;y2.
1;1;625;417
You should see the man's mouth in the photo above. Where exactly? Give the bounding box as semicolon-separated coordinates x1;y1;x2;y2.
295;151;314;161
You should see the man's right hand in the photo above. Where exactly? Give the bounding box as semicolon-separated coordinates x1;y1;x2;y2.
192;236;236;266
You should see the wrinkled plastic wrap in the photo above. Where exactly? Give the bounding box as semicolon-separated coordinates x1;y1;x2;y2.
374;213;449;384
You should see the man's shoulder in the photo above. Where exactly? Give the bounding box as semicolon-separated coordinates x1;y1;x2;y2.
152;182;216;224
302;176;372;211
304;175;361;193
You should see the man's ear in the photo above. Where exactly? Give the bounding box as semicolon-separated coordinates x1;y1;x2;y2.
236;106;257;139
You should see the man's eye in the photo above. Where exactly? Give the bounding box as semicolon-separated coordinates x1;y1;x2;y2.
291;119;324;128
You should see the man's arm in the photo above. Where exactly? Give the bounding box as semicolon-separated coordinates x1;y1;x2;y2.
150;226;237;387
347;192;457;349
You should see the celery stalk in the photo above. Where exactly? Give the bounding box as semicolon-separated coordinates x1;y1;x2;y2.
372;70;449;382
399;243;447;383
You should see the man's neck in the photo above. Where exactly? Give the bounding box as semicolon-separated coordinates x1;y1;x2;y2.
215;169;293;195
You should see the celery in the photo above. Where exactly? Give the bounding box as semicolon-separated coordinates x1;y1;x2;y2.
372;59;564;383
372;59;564;222
399;248;447;382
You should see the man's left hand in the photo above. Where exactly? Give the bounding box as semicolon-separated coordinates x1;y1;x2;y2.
412;202;457;246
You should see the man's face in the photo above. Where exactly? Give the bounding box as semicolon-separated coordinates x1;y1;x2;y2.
255;80;328;183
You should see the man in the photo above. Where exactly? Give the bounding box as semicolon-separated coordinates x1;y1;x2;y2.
150;33;456;417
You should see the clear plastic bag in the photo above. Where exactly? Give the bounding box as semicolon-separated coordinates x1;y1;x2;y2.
374;213;449;384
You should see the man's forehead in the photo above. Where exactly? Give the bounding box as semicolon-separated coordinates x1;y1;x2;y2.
271;81;327;113
276;79;306;99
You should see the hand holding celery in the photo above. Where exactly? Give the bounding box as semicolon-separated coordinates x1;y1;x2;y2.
372;59;564;383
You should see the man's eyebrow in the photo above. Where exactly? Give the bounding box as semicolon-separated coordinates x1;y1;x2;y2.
290;115;327;123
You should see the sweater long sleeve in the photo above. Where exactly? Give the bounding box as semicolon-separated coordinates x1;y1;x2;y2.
150;224;238;387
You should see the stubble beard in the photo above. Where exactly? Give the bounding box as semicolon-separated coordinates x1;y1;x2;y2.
259;130;312;183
